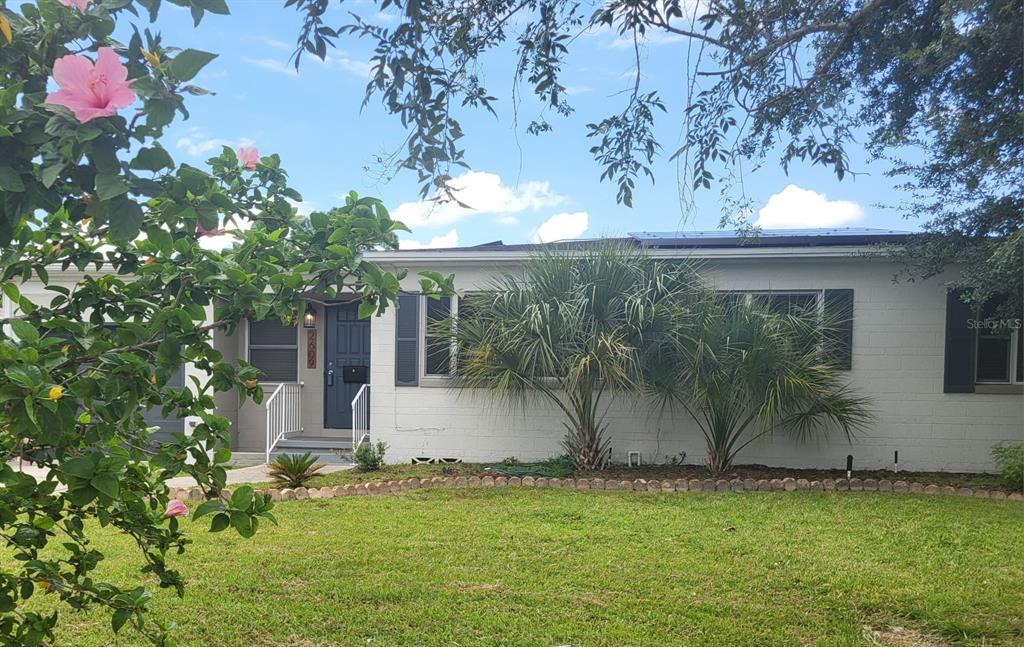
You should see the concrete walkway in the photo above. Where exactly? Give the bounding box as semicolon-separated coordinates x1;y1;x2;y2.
165;463;351;488
8;460;352;489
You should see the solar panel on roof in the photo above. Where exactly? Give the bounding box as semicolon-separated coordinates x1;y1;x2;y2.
629;227;910;240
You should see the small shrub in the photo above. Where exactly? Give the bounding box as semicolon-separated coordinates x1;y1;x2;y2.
992;443;1024;490
665;451;688;466
269;452;326;488
354;441;388;471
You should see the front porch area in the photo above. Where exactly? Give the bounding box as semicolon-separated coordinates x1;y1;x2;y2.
212;300;371;464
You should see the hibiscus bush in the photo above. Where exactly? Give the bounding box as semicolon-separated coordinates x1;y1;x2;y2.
0;1;446;644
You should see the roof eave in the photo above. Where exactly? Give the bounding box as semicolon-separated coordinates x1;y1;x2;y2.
364;244;896;265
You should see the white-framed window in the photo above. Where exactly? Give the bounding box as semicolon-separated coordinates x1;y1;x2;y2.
420;293;480;378
247;319;298;382
975;327;1023;384
721;289;823;315
422;295;453;377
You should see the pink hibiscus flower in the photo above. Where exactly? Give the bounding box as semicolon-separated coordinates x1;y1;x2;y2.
237;146;260;171
163;500;188;519
45;47;136;123
58;0;91;12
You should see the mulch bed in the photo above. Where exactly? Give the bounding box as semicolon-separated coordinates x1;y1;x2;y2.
574;464;1008;491
469;463;1011;492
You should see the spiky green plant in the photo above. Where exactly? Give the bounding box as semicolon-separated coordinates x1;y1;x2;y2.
268;452;326;488
645;294;873;473
444;242;708;469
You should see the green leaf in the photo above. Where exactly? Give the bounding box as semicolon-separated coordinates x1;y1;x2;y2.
111;608;130;634
193;499;225;519
40;161;65;189
1;283;18;302
229;485;254;510
193;0;230;14
94;174;129;201
229;511;254;538
209;512;230;532
178;165;211;195
90;473;119;499
107;198;144;242
4;365;42;388
170;49;218;83
10;320;39;344
61;456;95;479
0;166;24;192
130;146;175;173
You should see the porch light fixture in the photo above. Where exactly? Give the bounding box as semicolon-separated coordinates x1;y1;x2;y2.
302;304;316;329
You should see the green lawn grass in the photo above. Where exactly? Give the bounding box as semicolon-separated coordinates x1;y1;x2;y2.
28;490;1024;646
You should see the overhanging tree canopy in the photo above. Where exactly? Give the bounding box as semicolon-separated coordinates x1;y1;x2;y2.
285;0;1023;312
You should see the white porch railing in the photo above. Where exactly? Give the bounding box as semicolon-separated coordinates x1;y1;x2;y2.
351;384;370;450
266;382;303;463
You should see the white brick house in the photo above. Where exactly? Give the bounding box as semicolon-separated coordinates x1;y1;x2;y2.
13;228;1020;471
347;229;1021;473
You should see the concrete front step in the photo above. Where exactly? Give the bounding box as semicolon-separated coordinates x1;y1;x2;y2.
272;436;352;465
276;436;353;451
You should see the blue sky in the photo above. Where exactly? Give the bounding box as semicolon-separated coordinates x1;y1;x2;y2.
146;1;919;249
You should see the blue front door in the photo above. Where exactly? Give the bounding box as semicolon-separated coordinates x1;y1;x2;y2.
324;303;370;429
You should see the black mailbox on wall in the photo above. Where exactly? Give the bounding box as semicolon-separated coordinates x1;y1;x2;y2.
342;365;369;384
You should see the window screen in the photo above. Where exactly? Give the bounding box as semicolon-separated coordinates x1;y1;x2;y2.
759;292;818;316
249;319;297;382
424;296;451;376
976;334;1011;382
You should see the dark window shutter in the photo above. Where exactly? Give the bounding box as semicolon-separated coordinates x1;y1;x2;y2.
943;290;976;393
823;289;854;370
395;293;419;386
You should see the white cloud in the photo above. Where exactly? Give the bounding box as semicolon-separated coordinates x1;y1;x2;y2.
755;185;864;229
175;130;254;157
330;54;373;78
532;212;589;243
392;171;566;228
609;30;687;49
259;37;292;52
399;229;459;250
243;57;298;77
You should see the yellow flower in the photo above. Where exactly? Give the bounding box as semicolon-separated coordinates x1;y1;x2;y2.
141;49;161;68
48;385;64;401
243;379;259;390
150;375;157;385
144;256;156;265
0;15;12;45
60;344;70;354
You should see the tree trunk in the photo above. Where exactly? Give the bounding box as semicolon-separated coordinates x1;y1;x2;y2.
562;423;612;470
706;446;732;474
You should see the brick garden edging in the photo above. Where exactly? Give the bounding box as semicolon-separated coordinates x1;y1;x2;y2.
169;475;1024;503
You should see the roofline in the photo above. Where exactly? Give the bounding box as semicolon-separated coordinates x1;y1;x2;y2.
364;244;891;265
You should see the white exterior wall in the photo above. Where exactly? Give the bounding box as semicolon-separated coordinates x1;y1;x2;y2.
368;255;1024;473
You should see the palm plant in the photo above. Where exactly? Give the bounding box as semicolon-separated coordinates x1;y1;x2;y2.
268;452;326;488
647;294;873;473
444;242;707;469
